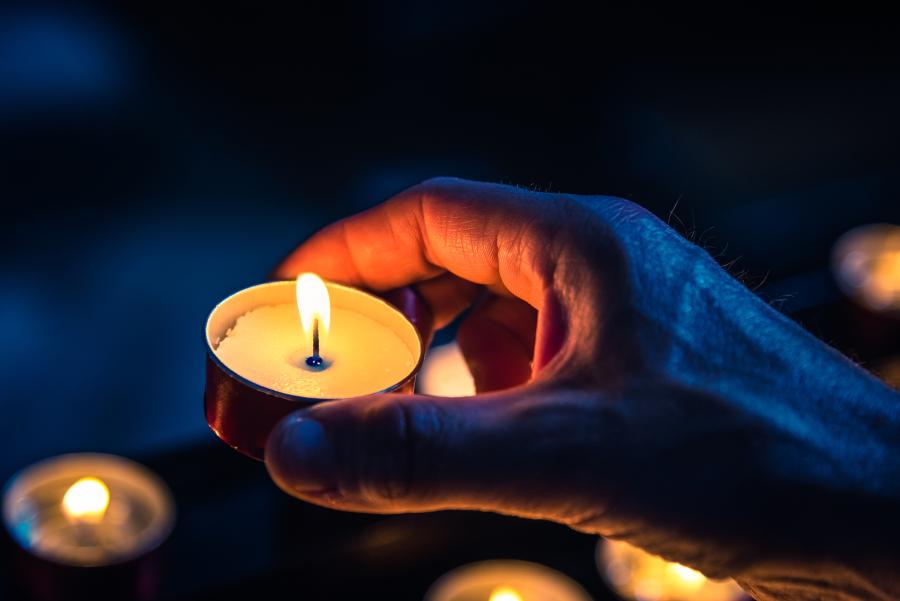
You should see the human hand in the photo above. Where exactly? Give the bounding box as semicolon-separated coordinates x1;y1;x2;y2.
268;178;900;600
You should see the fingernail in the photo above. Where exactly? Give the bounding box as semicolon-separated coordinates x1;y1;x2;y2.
265;414;336;494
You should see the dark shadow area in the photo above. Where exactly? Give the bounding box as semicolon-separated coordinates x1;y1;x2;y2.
2;3;899;598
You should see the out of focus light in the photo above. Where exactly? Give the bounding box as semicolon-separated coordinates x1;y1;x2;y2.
597;539;745;601
489;586;524;601
61;477;109;522
833;224;900;313
666;563;706;587
872;355;900;390
425;560;592;601
417;341;476;396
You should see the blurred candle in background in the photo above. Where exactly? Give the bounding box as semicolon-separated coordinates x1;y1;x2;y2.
418;341;476;396
2;453;175;600
426;560;593;601
597;539;746;601
3;453;174;568
833;223;900;313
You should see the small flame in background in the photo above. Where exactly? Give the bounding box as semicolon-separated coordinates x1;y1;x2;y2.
489;587;524;601
418;342;476;397
61;477;110;522
296;273;331;345
833;223;900;313
598;539;746;601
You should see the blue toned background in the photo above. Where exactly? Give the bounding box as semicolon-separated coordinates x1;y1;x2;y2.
2;2;900;483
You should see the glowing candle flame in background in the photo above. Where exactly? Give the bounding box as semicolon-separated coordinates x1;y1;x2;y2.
666;563;707;588
488;587;524;601
296;273;331;348
833;223;900;313
61;477;110;523
598;539;744;601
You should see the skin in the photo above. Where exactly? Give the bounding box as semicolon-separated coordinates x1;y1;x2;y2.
267;178;900;600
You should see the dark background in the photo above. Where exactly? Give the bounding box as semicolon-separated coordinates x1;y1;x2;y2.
2;3;900;599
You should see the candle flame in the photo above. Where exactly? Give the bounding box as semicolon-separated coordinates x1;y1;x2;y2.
489;587;524;601
667;563;707;587
296;273;330;343
62;477;110;522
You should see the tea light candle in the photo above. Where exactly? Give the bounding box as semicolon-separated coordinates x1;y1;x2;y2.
833;223;900;313
2;454;174;568
204;275;429;459
597;539;746;601
213;274;420;398
2;453;175;601
425;560;593;601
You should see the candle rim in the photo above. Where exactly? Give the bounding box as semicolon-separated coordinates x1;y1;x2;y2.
205;280;425;403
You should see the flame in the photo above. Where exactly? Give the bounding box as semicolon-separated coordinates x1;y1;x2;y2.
834;224;900;312
296;273;330;344
600;539;743;601
62;477;110;522
667;563;707;587
489;587;524;601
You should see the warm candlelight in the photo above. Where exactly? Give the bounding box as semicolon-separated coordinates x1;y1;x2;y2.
2;454;174;569
597;539;745;601
425;560;593;601
204;278;430;459
833;223;900;312
489;587;525;601
61;477;110;524
296;273;330;367
418;341;476;397
211;276;422;399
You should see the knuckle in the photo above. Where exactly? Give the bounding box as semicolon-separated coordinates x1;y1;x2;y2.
415;176;464;202
358;399;447;504
577;194;657;230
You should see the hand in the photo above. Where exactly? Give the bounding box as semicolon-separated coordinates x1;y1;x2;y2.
268;178;900;600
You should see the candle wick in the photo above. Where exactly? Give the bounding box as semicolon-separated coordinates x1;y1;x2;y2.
306;318;323;368
312;317;320;358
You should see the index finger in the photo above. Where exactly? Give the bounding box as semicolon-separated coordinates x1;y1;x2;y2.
274;177;563;309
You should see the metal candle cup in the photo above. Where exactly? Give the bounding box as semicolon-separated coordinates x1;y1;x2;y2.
204;280;433;460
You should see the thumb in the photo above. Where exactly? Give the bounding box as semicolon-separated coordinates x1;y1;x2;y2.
264;386;611;522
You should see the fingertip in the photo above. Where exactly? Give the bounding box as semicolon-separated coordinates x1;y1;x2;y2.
265;412;338;498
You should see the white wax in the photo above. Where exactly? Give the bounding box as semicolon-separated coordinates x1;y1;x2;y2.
215;303;417;398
